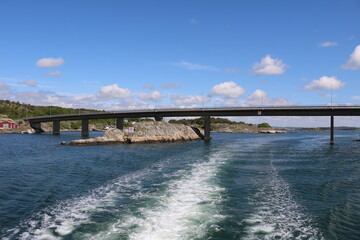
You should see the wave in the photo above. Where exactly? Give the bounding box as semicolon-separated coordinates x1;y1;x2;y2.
3;159;172;240
85;151;229;240
4;147;230;240
242;160;324;240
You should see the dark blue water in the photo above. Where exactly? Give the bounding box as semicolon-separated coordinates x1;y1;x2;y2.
1;131;360;239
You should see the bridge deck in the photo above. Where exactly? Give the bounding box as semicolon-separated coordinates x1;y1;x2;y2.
24;106;360;122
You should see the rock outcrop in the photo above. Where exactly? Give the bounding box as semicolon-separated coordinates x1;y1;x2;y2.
210;123;285;133
258;129;287;134
211;123;259;133
69;121;202;145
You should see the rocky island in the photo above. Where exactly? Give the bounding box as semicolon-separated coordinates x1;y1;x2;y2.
69;121;202;145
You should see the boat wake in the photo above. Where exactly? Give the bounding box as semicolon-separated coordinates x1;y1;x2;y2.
243;160;324;240
3;159;170;240
4;149;230;240
86;151;228;240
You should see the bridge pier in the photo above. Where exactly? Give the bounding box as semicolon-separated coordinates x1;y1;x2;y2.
204;116;211;141
30;122;44;133
82;119;89;137
116;118;124;130
53;121;60;135
154;116;163;121
330;116;334;145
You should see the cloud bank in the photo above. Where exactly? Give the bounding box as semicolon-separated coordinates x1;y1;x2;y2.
137;91;162;102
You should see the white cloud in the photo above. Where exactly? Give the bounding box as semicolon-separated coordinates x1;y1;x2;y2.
319;41;338;47
0;82;12;99
173;61;218;71
104;99;154;110
74;84;132;103
209;81;245;98
36;58;64;68
161;83;180;89
252;55;287;75
20;80;37;87
247;89;267;105
16;90;73;107
42;71;61;77
341;45;360;70
303;76;345;90
224;67;240;73
143;84;155;90
246;89;293;106
137;91;162;102
171;95;211;106
97;84;132;100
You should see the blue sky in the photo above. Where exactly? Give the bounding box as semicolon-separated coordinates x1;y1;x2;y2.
1;0;359;126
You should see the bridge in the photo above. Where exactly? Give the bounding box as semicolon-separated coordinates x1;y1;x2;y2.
24;106;360;144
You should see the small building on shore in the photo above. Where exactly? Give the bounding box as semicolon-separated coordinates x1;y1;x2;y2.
0;120;20;129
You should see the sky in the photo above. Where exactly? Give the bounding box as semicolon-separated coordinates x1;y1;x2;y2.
0;0;359;127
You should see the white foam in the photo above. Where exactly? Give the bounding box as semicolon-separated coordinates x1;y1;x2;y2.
243;162;324;240
88;151;229;240
5;160;170;240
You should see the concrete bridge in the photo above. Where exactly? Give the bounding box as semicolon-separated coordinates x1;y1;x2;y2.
24;106;360;144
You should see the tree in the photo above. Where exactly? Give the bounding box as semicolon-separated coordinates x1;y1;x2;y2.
258;122;271;128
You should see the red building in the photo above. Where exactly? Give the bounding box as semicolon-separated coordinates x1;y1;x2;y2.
0;121;20;129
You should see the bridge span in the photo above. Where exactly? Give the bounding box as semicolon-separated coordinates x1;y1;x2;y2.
24;106;360;144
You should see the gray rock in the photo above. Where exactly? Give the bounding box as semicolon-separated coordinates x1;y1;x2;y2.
69;122;202;146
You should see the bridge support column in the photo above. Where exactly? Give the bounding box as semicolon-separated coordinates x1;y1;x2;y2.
53;121;60;135
330;116;334;145
154;116;163;121
30;122;44;133
116;118;124;130
82;119;89;137
204;116;211;141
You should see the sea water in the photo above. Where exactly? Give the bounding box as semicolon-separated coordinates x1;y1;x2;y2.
1;131;359;239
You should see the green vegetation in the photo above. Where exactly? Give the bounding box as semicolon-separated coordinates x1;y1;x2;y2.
169;117;246;126
301;128;327;132
0;100;158;129
169;117;272;129
0;100;116;127
0;100;102;119
258;122;272;128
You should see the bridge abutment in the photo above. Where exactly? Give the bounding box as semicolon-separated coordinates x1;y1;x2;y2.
82;119;89;137
204;116;211;141
53;121;60;135
30;122;44;133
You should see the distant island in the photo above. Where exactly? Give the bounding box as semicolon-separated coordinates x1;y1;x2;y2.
168;117;285;133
